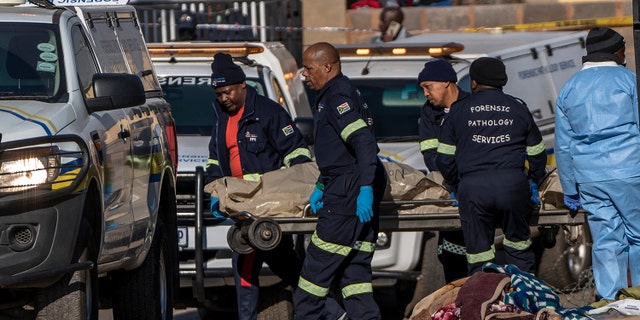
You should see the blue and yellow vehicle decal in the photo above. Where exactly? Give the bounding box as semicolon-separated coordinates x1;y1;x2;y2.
0;106;58;136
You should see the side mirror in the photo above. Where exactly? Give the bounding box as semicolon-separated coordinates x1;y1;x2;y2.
86;73;146;112
295;116;314;146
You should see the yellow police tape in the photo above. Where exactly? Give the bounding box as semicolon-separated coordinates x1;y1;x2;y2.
463;16;632;32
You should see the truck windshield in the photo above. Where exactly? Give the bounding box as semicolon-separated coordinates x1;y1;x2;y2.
161;78;266;136
0;23;63;100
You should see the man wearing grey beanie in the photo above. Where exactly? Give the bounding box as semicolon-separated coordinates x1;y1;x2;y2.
555;27;639;301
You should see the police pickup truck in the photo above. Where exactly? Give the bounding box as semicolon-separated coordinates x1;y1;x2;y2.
0;0;178;319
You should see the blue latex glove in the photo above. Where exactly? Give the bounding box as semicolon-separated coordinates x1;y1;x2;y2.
309;187;324;214
530;182;540;205
450;191;458;207
564;194;581;211
209;196;225;219
356;186;374;223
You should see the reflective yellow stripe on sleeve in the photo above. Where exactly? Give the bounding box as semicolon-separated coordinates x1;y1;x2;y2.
342;282;373;299
467;244;495;264
206;158;219;169
436;142;456;155
526;141;546;156
503;237;532;250
298;277;329;297
340;119;367;141
420;139;439;152
283;147;312;167
242;173;262;182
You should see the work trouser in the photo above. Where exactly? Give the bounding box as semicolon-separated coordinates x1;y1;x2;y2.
234;228;346;320
437;230;468;282
295;163;386;320
457;169;534;275
580;177;640;300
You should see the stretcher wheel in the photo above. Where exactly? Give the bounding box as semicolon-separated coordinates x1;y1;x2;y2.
227;224;254;254
248;217;282;251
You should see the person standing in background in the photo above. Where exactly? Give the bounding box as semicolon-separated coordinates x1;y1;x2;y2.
555;27;640;301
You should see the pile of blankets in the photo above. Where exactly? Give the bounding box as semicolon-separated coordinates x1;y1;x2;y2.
409;263;593;320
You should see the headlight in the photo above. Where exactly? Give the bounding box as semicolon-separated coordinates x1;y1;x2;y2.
0;147;60;192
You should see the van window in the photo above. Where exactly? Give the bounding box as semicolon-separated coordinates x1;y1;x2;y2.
0;23;64;100
350;79;424;140
162;78;265;136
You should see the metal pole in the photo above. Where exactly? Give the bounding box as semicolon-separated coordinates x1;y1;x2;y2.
259;1;266;42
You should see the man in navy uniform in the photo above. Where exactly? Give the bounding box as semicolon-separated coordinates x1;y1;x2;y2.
418;59;469;282
436;57;546;274
295;42;387;320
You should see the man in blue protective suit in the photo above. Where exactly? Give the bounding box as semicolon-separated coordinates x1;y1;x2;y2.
555;27;639;301
417;59;470;282
295;42;387;320
205;53;344;320
436;57;547;275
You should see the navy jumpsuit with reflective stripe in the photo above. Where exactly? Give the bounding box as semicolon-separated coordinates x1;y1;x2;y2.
436;88;547;275
205;86;313;320
419;89;470;282
294;74;387;320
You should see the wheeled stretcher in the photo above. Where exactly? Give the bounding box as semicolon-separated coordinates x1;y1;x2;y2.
201;162;584;255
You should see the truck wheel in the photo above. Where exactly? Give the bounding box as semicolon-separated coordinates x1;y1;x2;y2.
248;218;282;251
403;231;445;317
537;223;592;290
257;283;293;320
112;220;174;320
35;221;98;320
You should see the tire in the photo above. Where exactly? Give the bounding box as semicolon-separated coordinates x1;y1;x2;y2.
257;283;293;320
112;220;174;320
537;223;592;290
35;221;98;320
403;231;445;317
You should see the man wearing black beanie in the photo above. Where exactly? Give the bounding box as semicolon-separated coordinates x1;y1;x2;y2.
205;52;320;320
417;59;470;283
435;57;547;275
555;27;639;301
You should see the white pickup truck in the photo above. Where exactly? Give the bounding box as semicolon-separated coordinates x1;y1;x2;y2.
0;0;179;319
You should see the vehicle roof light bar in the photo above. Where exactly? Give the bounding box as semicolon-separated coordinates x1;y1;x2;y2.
147;43;264;58
336;42;464;57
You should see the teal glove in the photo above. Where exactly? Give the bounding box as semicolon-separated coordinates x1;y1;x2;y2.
356;186;374;223
309;187;324;214
564;194;581;211
530;182;540;205
450;191;458;207
209;196;226;219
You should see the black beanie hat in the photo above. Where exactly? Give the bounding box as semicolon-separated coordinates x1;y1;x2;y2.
417;59;457;83
586;27;625;54
211;53;246;88
470;57;507;87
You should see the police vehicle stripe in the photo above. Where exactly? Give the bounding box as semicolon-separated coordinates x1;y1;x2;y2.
206;158;219;168
503;237;532;250
342;282;373;298
340;119;367;141
526;141;546;156
298;277;329;297
437;142;456;155
420;139;439;152
0;106;57;135
283;147;312;167
467;244;495;264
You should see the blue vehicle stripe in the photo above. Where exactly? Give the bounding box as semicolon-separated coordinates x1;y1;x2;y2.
0;108;52;135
